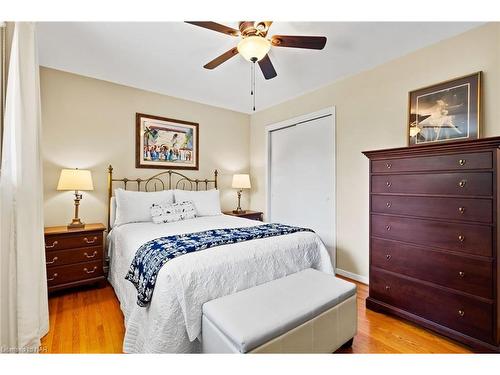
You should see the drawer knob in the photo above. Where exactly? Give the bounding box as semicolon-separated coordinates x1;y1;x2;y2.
83;266;98;274
459;159;466;166
45;240;58;249
458;235;465;242
458;207;465;214
458;310;465;317
458;271;465;278
386;254;392;260
386;225;391;231
386;181;392;187
46;256;59;265
386;202;392;208
385;285;391;291
458;180;467;188
47;273;58;281
84;236;98;244
386;162;392;169
83;251;98;259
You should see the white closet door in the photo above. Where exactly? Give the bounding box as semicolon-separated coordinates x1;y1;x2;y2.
269;114;335;262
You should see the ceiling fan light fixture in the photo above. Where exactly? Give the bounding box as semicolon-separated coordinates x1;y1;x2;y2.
237;36;271;62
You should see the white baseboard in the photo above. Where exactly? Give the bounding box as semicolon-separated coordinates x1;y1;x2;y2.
335;268;369;285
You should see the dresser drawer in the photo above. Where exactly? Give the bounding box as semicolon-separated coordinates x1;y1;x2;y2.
372;172;492;197
371;195;493;223
370;269;493;343
371;214;492;256
45;232;103;251
45;246;103;268
371;152;492;173
46;260;103;287
371;238;493;299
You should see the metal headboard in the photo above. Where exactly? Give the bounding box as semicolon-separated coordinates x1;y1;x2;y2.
107;165;218;231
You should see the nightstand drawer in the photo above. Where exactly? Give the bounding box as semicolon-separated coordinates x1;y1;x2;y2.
45;246;103;268
46;260;104;287
45;232;103;251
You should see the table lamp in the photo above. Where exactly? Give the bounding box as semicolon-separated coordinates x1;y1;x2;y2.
232;174;251;214
57;168;94;229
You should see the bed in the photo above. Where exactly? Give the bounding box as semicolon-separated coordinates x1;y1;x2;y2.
105;166;334;353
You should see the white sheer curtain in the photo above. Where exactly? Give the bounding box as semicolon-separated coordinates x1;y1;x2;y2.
0;22;48;353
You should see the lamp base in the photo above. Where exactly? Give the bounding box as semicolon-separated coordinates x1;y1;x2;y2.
67;218;85;229
233;209;247;214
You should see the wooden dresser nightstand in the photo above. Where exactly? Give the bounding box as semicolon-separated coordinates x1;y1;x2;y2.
223;210;263;221
44;223;106;293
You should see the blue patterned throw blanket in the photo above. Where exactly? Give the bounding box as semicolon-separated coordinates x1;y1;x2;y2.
125;223;313;307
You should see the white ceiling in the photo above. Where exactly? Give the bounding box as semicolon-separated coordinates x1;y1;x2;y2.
37;22;482;114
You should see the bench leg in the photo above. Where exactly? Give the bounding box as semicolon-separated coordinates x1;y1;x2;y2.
341;338;354;349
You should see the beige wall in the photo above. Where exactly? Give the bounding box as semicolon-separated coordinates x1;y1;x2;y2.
41;67;250;227
249;23;500;279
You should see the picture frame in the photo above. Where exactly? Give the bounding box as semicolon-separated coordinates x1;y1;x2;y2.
136;113;199;170
408;72;481;146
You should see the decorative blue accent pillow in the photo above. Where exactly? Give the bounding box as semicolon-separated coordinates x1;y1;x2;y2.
150;201;196;224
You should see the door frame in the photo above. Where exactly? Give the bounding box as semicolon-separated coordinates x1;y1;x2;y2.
265;106;336;265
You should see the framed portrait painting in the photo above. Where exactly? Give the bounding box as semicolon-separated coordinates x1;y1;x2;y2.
408;72;481;146
136;113;199;170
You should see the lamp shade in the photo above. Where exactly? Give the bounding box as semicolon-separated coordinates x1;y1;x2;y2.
232;174;251;189
237;36;271;62
57;169;94;191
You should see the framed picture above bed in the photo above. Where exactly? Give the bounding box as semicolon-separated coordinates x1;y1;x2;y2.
136;113;199;170
408;72;481;146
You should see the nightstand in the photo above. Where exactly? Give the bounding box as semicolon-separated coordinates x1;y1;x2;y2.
223;210;263;221
44;223;106;293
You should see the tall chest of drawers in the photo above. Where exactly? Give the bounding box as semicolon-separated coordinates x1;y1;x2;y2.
363;137;500;353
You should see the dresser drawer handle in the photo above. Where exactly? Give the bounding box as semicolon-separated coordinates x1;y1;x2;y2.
385;285;391;291
458;271;465;278
458;207;465;214
45;241;59;249
386;254;392;260
46;256;59;265
458;159;466;166
385;225;391;231
47;273;58;281
458;235;465;242
83;251;98;259
386;162;392;169
458;310;465;317
83;266;98;274
386;202;392;208
458;180;467;188
83;237;98;244
386;181;392;187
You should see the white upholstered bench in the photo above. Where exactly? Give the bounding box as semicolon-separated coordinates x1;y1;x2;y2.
201;268;357;353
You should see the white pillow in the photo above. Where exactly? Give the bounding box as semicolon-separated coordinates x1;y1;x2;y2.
174;189;222;216
150;201;196;224
110;196;117;228
114;188;174;227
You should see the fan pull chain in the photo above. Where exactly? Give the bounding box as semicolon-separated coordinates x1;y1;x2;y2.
252;60;256;111
250;62;254;96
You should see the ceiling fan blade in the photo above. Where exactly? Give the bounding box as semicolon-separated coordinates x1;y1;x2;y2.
203;47;239;69
258;54;277;80
271;35;327;50
185;21;239;37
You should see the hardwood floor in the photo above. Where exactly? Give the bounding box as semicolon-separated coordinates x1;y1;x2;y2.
40;279;472;354
41;283;125;353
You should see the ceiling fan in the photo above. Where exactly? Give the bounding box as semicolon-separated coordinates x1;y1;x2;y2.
185;21;327;80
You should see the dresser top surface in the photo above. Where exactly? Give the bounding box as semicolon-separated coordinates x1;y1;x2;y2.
44;223;106;235
363;136;500;159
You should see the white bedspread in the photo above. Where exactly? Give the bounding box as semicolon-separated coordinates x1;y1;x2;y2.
107;214;334;353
